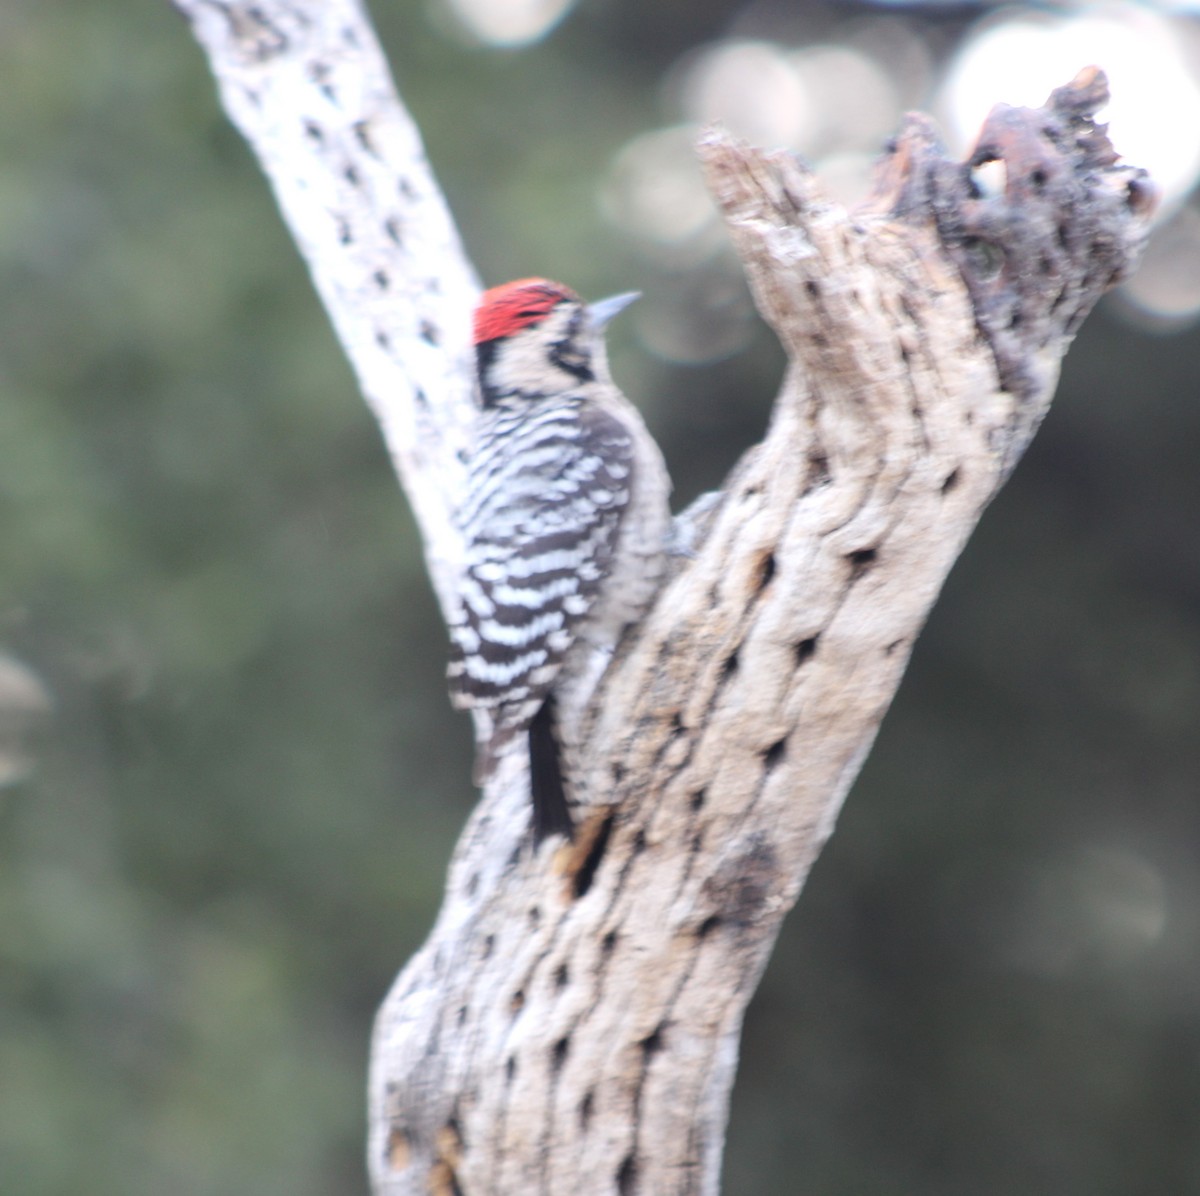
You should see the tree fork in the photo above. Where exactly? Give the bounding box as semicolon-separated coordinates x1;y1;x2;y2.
172;4;1153;1193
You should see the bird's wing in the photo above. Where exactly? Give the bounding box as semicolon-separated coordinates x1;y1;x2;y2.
446;402;635;726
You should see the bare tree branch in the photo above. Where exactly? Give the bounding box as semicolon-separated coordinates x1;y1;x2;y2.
174;0;477;614
173;4;1154;1191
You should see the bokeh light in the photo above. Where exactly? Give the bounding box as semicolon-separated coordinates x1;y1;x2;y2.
598;125;717;258
790;45;899;158
1118;202;1200;327
1002;845;1168;975
680;40;814;151
435;0;577;47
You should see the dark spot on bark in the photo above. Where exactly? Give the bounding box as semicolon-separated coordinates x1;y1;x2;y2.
528;905;540;929
552;1035;570;1073
579;1090;594;1130
375;329;390;350
456;1004;469;1027
898;342;911;364
465;871;479;897
641;1024;666;1057
886;639;906;655
1009;309;1023;330
481;934;494;960
847;547;877;578
763;738;787;769
754;550;776;592
697;914;722;939
554;963;570;990
573;813;614;899
1029;166;1048;191
962;236;1002;280
1127;175;1156;216
940;467;961;494
806;451;830;489
336;217;352;245
384;215;403;245
415;387;428;407
457;448;469;464
353;119;377;156
510;989;525;1014
399;176;417;200
505;1055;516;1084
343;164;360;188
1057;222;1071;250
805;279;821;299
420;319;441;346
721;651;739;680
611;761;626;784
811;331;828;348
704;836;779;929
373;269;390;290
617;1153;638;1195
795;636;818;665
632;828;646;855
303;119;323;143
602;929;618;956
690;788;707;812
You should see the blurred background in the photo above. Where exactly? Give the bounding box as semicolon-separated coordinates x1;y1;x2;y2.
2;1;1199;1193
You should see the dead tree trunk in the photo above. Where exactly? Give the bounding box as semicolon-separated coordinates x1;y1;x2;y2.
174;4;1154;1193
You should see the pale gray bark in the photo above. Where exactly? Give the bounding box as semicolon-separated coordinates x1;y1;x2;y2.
173;6;1154;1193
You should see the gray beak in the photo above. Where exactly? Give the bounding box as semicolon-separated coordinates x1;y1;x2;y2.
588;290;641;330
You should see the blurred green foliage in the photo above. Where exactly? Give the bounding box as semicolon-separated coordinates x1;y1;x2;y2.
2;2;1199;1194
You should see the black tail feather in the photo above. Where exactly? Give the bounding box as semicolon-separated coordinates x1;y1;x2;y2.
528;697;573;841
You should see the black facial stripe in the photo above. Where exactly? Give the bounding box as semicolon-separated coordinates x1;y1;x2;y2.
549;336;594;382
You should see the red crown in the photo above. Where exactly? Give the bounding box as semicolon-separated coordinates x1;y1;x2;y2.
473;278;578;345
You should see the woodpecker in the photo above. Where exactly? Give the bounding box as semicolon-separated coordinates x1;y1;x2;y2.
447;278;671;840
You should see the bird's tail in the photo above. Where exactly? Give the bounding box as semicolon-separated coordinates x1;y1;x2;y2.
528;697;573;842
473;703;574;841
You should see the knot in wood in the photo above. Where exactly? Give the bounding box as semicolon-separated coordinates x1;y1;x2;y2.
701;836;781;935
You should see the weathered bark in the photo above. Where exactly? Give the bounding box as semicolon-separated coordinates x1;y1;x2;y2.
173;5;1154;1193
